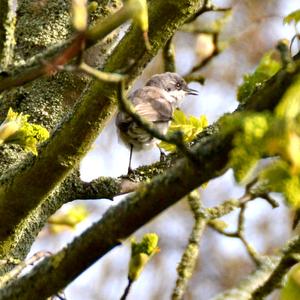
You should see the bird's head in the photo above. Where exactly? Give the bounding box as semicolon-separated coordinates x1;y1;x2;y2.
145;72;198;106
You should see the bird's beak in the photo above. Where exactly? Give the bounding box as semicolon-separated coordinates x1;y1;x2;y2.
185;88;198;96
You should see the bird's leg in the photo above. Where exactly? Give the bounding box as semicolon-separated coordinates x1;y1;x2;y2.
157;144;167;162
127;144;134;174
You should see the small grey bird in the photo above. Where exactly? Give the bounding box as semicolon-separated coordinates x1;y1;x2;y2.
116;72;198;173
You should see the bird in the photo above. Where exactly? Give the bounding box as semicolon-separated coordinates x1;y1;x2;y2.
116;72;198;174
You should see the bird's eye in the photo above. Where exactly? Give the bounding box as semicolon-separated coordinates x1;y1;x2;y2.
167;88;171;92
176;83;181;89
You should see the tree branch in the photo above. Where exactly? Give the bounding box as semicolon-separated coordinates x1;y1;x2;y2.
172;190;207;299
2;54;299;299
0;1;138;92
212;256;281;300
0;0;15;70
0;0;203;260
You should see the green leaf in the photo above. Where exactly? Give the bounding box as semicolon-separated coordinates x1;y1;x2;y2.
275;74;300;120
129;233;159;281
0;108;50;155
237;51;281;103
159;110;208;152
0;108;24;143
281;263;300;300
48;204;89;233
131;233;159;257
259;160;290;191
283;10;300;25
258;160;300;208
229;113;270;182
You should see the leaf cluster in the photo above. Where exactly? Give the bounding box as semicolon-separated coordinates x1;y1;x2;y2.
129;233;159;281
228;53;300;208
0;108;49;155
237;51;281;104
159;110;208;152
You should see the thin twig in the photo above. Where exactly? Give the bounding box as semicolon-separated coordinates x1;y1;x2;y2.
0;2;138;92
120;279;133;300
78;62;125;82
186;0;231;23
208;179;273;265
238;203;262;265
172;190;207;300
190;32;220;73
0;251;51;286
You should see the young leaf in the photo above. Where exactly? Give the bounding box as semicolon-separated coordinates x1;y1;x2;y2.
0;108;24;143
0;108;50;155
72;0;88;32
237;51;281;103
128;233;159;282
283;10;300;26
229;113;270;182
159;110;208;153
280;263;300;300
48;205;89;233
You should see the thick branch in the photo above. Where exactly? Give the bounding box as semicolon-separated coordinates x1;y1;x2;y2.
0;130;230;299
1;145;175;265
2;55;300;299
0;0;203;252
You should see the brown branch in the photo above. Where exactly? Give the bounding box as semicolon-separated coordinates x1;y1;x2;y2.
0;3;138;92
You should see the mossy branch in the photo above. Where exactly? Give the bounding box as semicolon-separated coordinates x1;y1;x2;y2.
213;235;300;299
0;0;202;254
172;190;207;300
1;45;300;285
0;0;16;70
163;37;176;73
0;53;293;299
2;54;300;296
0;1;139;92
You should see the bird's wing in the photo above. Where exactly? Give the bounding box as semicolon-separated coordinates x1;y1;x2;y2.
132;87;173;122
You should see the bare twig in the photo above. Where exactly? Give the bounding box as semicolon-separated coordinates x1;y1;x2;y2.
0;2;139;92
172;190;207;300
120;279;133;300
190;32;220;73
0;251;51;286
237;203;262;265
186;0;231;23
208;179;276;265
78;62;125;82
